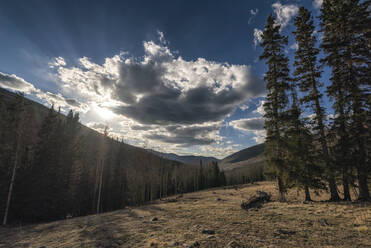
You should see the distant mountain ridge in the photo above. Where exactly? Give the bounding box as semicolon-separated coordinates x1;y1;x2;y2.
149;150;219;165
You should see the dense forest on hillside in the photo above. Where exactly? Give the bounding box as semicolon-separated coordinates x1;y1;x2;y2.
259;1;370;202
0;90;243;224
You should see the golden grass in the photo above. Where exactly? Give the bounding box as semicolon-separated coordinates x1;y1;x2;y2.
0;181;370;247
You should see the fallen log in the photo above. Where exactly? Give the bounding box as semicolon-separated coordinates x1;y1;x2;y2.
241;190;271;210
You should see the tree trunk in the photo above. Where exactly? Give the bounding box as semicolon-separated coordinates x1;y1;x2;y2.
304;185;312;202
357;167;370;201
342;171;351;201
277;176;286;202
96;159;103;214
2;143;20;225
328;177;340;201
314;96;341;202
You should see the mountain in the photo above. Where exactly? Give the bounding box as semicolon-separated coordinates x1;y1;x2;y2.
149;150;219;165
220;143;265;170
220;143;265;184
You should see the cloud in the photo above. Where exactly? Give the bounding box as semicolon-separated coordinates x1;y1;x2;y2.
230;117;265;132
253;28;263;46
249;8;259;24
272;2;299;31
53;36;265;147
230;117;266;143
253;100;265;115
250;9;259;15
313;0;323;9
0;72;38;93
131;122;222;147
239;104;249;111
0;71;87;113
49;57;66;68
157;30;167;45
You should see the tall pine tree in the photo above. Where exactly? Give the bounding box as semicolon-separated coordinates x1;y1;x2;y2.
259;15;291;202
320;0;370;201
293;7;340;201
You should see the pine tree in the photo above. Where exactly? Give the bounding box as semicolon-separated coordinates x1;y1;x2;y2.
259;15;291;202
320;0;370;201
293;7;340;201
347;0;371;201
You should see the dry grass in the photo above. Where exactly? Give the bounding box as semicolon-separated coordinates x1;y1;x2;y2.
0;181;370;247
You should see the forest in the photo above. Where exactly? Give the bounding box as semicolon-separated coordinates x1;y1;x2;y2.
259;1;370;203
0;91;239;224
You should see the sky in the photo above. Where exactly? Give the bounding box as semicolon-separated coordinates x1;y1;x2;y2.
0;0;326;158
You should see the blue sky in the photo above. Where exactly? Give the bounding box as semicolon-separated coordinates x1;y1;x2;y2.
0;0;327;158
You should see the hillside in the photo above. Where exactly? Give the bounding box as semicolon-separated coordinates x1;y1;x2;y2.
0;87;224;224
1;181;370;248
220;143;265;170
219;144;265;185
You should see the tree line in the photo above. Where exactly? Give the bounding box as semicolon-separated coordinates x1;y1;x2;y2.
260;0;370;202
0;94;228;224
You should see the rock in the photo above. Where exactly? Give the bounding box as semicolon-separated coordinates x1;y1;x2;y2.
202;229;215;235
241;191;271;210
151;217;158;221
277;228;296;235
172;241;180;246
226;241;241;248
217;198;222;201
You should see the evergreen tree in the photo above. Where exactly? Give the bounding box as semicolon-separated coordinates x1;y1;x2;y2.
293;7;340;201
347;0;371;201
320;0;370;201
259;15;291;202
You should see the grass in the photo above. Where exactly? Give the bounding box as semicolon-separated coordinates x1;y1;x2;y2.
0;181;370;247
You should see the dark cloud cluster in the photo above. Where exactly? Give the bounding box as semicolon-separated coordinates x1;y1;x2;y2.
144;124;221;147
55;40;266;146
230;117;265;131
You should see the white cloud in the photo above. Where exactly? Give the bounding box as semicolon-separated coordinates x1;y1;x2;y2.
253;100;265;115
250;8;259;15
253;28;263;46
249;9;259;24
272;2;299;31
0;72;38;94
49;57;66;68
157;30;168;45
313;0;323;9
0;71;87;113
239;104;249;111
